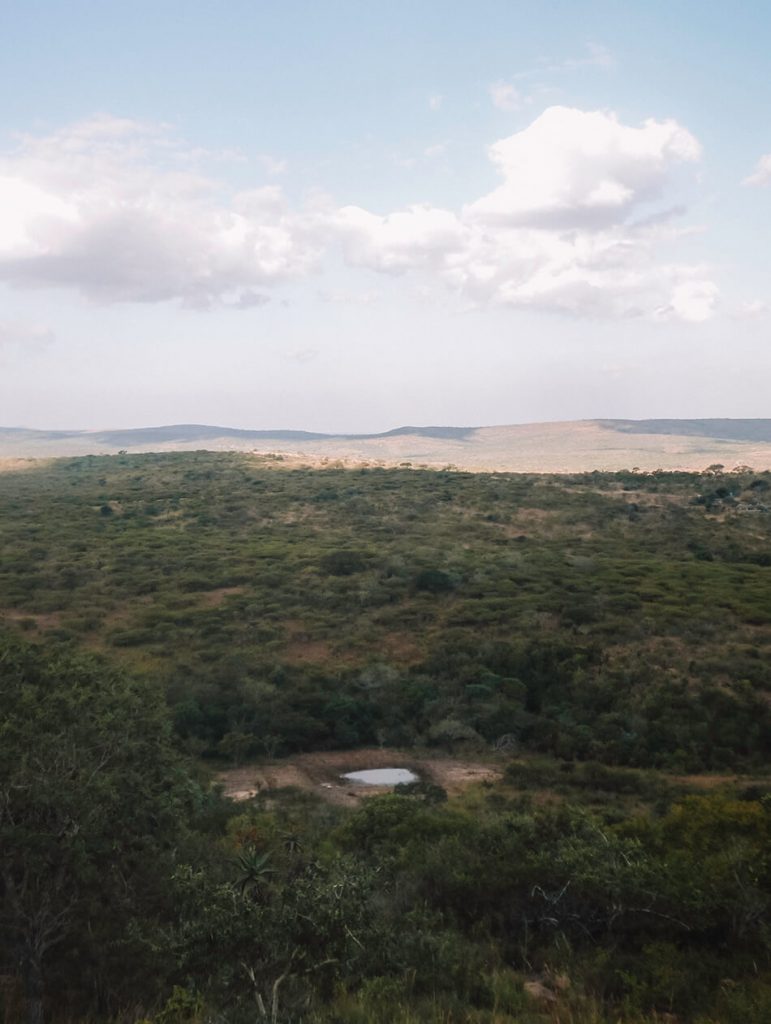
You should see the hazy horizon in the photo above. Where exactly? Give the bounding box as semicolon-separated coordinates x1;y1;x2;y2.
6;415;771;436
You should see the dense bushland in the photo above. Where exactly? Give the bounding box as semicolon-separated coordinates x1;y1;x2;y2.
1;454;770;1021
2;634;770;1023
1;454;769;769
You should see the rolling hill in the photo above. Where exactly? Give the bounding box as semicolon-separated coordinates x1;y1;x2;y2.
2;419;771;472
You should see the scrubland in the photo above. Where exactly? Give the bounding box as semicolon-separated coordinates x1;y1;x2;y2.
1;453;769;1023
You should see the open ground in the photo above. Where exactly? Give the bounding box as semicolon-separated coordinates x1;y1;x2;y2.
217;748;502;805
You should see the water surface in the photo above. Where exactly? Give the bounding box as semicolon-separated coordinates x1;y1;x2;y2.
341;768;418;786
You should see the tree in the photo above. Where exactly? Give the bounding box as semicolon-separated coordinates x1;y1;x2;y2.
0;634;195;1023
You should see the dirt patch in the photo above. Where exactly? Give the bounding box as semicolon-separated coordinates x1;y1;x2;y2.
0;608;62;630
279;619;360;667
198;586;246;608
0;458;50;474
282;636;334;665
378;630;424;665
671;773;770;790
216;748;502;807
98;596;154;628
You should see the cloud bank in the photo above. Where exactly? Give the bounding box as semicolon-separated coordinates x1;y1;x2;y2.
0;108;716;320
0;116;319;308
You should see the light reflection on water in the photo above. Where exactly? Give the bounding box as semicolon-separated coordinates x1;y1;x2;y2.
341;768;418;786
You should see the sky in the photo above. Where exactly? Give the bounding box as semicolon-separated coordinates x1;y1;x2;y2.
1;0;770;432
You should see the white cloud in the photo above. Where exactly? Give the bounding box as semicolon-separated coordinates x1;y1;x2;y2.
428;94;443;111
0;116;317;307
256;154;288;176
656;279;719;323
467;106;701;229
0;108;715;323
332;204;465;272
489;81;523;112
330;106;714;321
743;153;771;187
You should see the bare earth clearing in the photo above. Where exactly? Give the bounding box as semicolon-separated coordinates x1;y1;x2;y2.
217;748;502;806
0;457;50;473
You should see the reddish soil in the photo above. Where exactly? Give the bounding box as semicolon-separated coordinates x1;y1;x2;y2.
282;638;335;665
378;631;425;665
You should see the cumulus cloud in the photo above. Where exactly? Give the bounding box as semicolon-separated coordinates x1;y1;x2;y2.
0;116;319;307
467;106;701;229
743;154;771;187
656;279;719;323
0;107;715;322
330;106;714;321
332;204;465;273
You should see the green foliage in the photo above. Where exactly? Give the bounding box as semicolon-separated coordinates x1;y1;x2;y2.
320;549;370;575
413;568;455;593
152;986;203;1024
0;633;198;1021
2;627;770;1021
394;779;448;804
1;454;770;768
2;455;771;1022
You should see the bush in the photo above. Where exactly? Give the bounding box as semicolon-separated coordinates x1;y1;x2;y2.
320;550;369;575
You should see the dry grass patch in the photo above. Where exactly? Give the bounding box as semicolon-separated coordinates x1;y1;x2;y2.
0;608;62;630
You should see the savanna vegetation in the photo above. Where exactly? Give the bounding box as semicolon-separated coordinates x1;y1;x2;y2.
1;453;770;1022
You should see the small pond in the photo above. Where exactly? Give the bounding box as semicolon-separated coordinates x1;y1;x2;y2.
341;768;418;786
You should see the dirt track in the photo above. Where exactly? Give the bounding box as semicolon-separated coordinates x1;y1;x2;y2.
216;748;501;806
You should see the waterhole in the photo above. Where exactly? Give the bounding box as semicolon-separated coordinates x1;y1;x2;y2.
341;768;418;786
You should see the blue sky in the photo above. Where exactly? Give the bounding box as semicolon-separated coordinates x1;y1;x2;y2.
1;1;770;430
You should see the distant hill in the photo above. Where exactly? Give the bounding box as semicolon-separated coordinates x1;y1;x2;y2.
2;420;771;472
0;423;475;446
600;419;771;443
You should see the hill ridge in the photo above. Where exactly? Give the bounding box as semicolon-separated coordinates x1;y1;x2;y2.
3;419;771;473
